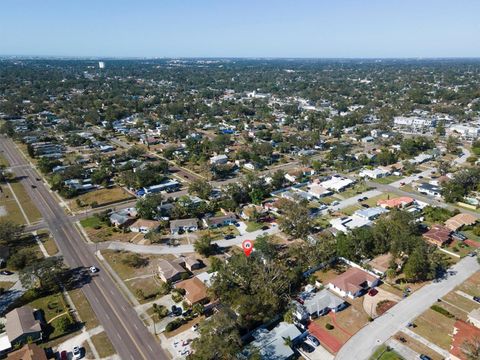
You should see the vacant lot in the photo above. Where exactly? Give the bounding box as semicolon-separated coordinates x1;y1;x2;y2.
395;332;443;360
102;250;177;302
456;271;480;297
91;332;116;358
70;187;134;211
0;184;26;224
371;176;403;185
412;308;455;350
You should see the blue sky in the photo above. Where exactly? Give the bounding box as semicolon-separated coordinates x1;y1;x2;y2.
1;0;479;58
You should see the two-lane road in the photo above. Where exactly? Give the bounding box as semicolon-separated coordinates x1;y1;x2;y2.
0;136;168;360
336;255;480;360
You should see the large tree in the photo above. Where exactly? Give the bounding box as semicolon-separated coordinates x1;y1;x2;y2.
277;198;312;239
190;309;241;360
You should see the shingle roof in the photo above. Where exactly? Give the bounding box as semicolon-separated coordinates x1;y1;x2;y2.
423;224;451;245
303;289;345;314
7;344;47;360
175;277;208;304
445;213;478;231
5;306;41;343
157;259;186;281
329;268;377;295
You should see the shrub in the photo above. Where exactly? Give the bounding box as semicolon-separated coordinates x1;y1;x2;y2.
325;323;334;330
165;318;185;332
171;292;183;303
431;305;454;318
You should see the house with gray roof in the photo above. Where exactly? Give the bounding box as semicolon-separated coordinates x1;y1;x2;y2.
295;289;346;320
5;306;42;347
242;322;302;360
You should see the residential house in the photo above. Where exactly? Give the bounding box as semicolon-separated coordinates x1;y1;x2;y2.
175;277;208;305
409;153;434;165
209;154;228;165
320;175;355;192
241;204;267;221
367;253;398;277
330;216;371;234
445;213;478;232
5;306;42;348
243;322;302;360
417;183;442;197
6;344;47;360
180;256;202;271
307;181;333;199
129;219;160;234
295;289;346;319
358;168;390;179
169;218;199;235
448;124;480;140
328;268;379;299
423;224;452;246
377;197;414;209
157;259;187;283
203;213;237;228
353;207;389;221
450;320;480;360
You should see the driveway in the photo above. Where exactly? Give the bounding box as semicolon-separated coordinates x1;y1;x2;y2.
385;338;419;360
107;226;280;255
335;255;480;360
328;189;382;212
363;287;401;318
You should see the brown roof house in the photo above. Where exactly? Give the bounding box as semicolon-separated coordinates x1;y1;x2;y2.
423;224;452;246
445;213;478;232
179;256;202;271
7;344;47;360
157;259;187;283
5;306;42;347
328;267;379;299
367;253;400;277
175;277;208;305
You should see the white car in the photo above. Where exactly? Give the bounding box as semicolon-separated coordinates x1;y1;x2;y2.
89;266;99;274
72;346;82;359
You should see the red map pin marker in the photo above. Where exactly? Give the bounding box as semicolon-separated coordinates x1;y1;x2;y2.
242;240;253;257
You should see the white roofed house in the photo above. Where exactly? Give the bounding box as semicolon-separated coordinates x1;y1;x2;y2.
330;216;371;234
359;167;391;179
209;154;228;165
320;175;355;192
169;218;199;235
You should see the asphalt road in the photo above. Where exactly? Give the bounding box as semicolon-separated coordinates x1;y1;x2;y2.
335;255;480;360
0;136;168;360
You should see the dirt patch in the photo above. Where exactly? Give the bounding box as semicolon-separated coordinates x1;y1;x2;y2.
376;300;397;315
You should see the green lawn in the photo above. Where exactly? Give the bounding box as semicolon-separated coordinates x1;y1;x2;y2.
10;180;42;222
69;288;99;330
80;216;105;228
370;345;404;360
372;175;403;185
339;183;372;199
245;221;263;232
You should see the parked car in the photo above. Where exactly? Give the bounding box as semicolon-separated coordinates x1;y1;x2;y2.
0;270;13;275
72;346;82;359
192;324;199;331
300;342;315;353
31;184;37;189
368;288;378;297
452;232;467;241
261;225;269;230
473;296;480;303
306;334;320;347
400;182;406;186
361;203;370;208
419;355;432;360
223;234;235;240
399;337;407;343
331;201;340;206
171;305;182;316
59;351;68;360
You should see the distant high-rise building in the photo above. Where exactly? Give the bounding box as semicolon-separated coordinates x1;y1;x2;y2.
98;61;105;69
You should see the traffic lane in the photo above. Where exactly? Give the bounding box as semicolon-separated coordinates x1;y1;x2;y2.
0;140;166;360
